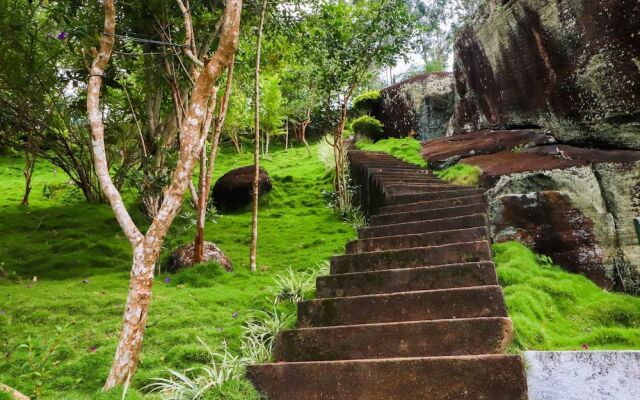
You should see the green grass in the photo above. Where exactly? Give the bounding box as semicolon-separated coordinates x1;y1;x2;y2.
355;137;427;168
495;241;640;351
0;143;356;399
436;163;482;186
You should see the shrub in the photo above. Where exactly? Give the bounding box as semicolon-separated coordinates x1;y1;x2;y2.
352;90;381;114
352;116;385;141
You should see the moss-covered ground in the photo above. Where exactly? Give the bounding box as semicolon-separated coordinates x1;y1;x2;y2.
436;163;482;186
354;137;427;167
495;242;640;351
0;143;355;399
2;139;639;398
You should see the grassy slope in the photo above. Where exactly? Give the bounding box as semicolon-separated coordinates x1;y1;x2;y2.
495;242;640;351
0;144;355;399
355;137;427;167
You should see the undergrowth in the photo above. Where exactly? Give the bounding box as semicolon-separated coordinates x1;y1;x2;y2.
495;242;640;351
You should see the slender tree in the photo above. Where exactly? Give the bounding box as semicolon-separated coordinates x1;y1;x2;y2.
249;0;268;272
86;0;242;388
194;59;236;263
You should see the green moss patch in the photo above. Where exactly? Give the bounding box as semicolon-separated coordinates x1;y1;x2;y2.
355;137;427;167
436;163;482;186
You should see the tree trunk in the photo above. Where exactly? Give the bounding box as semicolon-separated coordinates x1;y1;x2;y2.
194;60;235;263
21;149;36;206
285;118;289;151
0;384;29;400
104;245;155;388
250;0;268;272
87;0;243;390
301;108;311;157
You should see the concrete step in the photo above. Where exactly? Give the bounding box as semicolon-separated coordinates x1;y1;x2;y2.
317;262;498;297
331;241;492;274
380;194;487;214
273;317;513;362
346;227;489;254
386;188;485;205
298;285;508;328
370;203;488;226
247;354;528;400
358;214;488;239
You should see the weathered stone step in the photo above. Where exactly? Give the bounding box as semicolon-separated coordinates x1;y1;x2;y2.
298;286;507;328
386;188;485;205
331;241;491;274
380;194;487;214
376;178;445;186
247;354;528;400
317;262;498;297
358;214;487;239
273;317;513;362
346;227;489;253
384;184;470;196
370;203;488;227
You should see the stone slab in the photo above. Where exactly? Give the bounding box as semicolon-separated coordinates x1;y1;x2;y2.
525;351;640;400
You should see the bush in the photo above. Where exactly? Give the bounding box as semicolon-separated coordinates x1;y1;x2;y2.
352;90;381;114
352;116;384;141
436;163;482;186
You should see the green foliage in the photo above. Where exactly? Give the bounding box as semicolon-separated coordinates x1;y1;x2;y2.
351;116;385;141
494;242;640;351
355;137;427;168
260;74;286;137
352;91;381;114
436;163;482;186
0;144;356;398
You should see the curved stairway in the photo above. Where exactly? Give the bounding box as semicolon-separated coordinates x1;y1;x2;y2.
247;151;528;399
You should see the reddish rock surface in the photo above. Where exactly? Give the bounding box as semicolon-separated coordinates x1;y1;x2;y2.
493;191;610;287
451;0;640;149
421;129;555;168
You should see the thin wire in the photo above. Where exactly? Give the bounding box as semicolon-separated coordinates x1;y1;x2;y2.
103;32;189;49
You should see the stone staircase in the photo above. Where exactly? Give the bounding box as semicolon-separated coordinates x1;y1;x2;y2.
247;151;528;399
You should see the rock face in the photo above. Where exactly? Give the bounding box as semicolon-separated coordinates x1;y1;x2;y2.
212;166;271;211
167;241;233;273
451;0;640;149
421;130;640;293
373;73;454;140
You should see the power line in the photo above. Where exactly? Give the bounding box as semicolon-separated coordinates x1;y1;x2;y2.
103;32;189;49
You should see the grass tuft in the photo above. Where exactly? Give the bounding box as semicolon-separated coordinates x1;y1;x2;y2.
436;163;482;186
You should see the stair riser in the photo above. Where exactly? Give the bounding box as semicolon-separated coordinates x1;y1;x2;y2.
380;195;487;214
247;355;528;400
317;262;498;298
370;204;488;226
385;185;469;196
346;227;489;254
331;241;492;274
358;214;488;239
273;318;513;362
298;286;508;328
386;189;485;205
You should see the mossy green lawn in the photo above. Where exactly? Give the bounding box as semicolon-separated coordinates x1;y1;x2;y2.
0;143;356;399
495;242;640;351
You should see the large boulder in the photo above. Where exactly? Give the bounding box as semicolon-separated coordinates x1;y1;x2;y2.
421;130;640;293
373;73;454;140
212;166;272;211
450;0;640;149
167;241;233;273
